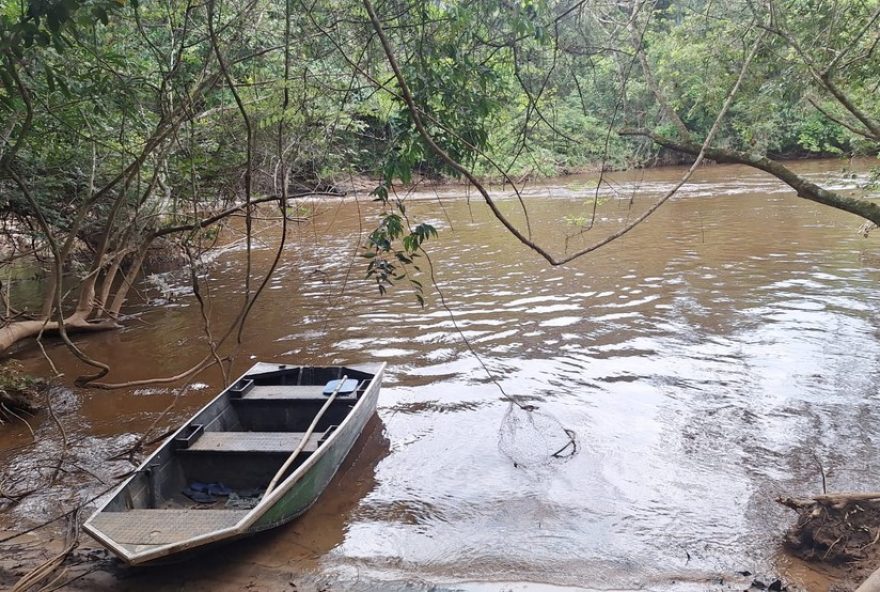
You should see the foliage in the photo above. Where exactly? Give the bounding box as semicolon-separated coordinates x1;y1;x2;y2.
0;360;40;392
362;209;436;305
0;0;877;353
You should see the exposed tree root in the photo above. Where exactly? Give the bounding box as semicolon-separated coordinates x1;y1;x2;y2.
0;362;45;430
779;494;880;563
0;390;36;417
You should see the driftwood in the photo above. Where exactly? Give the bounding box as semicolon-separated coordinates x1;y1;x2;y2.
779;493;880;510
778;493;880;564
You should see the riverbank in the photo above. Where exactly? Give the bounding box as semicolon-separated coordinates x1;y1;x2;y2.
0;528;867;592
331;151;875;195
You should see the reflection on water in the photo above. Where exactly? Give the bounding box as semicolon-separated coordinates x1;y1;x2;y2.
2;158;880;590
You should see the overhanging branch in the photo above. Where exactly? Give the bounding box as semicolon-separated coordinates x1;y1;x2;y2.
621;129;880;226
149;191;334;239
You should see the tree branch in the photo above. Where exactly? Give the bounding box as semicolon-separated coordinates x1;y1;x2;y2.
149;191;336;239
621;129;880;225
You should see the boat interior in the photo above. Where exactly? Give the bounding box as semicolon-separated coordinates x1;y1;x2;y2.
85;364;378;560
104;365;373;514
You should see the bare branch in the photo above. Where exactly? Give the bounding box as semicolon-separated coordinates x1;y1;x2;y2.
622;129;880;226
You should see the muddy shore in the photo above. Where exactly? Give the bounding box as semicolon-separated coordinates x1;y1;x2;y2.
1;535;869;592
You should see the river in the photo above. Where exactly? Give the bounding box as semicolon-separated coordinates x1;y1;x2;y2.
2;158;879;591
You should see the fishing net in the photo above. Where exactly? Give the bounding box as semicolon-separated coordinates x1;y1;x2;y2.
498;401;578;468
421;255;578;469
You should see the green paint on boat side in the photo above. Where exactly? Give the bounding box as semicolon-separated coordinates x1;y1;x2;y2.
250;380;379;532
253;454;331;529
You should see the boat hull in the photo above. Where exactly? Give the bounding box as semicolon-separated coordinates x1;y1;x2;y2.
247;368;381;532
83;362;385;565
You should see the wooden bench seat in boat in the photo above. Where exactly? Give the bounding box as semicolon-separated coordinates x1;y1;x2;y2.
180;431;323;454
242;384;358;401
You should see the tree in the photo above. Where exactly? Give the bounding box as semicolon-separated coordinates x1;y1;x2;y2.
0;0;234;371
610;0;880;225
356;0;878;275
1;0;877;376
0;0;380;374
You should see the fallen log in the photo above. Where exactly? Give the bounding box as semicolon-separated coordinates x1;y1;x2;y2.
0;316;120;355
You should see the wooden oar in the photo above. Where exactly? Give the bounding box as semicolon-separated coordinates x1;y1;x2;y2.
262;375;348;499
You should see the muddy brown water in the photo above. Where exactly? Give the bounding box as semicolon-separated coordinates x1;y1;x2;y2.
2;159;880;591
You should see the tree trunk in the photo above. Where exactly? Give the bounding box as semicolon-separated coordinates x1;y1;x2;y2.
96;255;124;318
0;317;119;353
108;241;151;318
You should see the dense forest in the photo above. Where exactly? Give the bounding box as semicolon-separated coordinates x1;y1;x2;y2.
0;0;878;361
2;2;880;590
